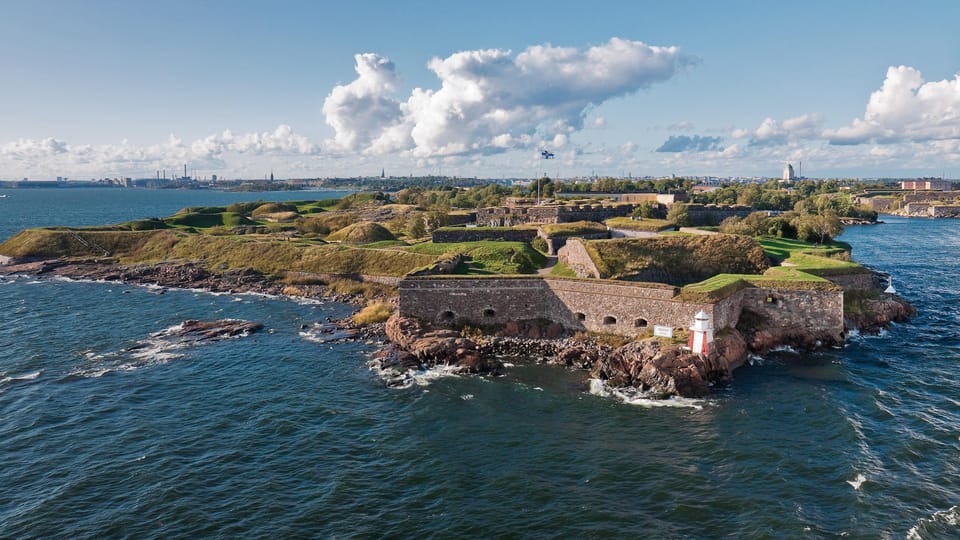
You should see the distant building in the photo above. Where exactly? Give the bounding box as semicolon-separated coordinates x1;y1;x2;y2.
782;163;796;181
901;178;955;191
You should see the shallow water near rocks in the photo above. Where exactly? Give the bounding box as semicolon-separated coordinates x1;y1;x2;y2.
1;190;958;537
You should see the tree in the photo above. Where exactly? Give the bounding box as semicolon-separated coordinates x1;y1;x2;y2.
425;210;448;232
632;201;659;219
666;203;691;227
406;214;426;238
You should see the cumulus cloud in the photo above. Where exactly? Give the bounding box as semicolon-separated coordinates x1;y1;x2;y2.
743;113;823;146
0;125;319;176
322;53;404;152
655;134;723;152
825;66;960;145
323;38;692;157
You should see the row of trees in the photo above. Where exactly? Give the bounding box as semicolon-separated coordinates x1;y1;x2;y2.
719;211;843;244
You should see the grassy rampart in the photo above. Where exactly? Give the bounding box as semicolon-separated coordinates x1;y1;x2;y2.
405;240;547;274
604;217;675;232
0;228;436;277
585;234;769;284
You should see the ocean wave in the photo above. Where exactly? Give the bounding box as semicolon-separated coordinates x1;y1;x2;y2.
367;360;464;389
587;379;707;409
907;505;960;540
0;370;44;387
748;353;765;366
68;321;263;379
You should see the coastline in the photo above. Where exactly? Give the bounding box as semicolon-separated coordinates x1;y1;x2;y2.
1;255;916;399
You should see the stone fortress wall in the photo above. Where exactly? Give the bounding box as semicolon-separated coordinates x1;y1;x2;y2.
431;228;539;243
398;275;845;340
475;203;637;227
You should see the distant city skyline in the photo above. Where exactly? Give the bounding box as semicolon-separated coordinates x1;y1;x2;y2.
1;0;958;180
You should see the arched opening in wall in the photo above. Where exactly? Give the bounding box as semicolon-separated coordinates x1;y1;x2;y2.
576;313;586;322
634;318;648;328
483;308;496;318
439;310;456;323
603;316;617;325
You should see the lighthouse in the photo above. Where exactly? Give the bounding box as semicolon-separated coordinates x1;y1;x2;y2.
688;310;714;355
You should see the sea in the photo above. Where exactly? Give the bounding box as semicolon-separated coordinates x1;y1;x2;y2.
0;187;958;539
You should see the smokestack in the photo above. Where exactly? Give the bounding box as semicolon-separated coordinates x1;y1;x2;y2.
798;160;802;178
184;164;187;179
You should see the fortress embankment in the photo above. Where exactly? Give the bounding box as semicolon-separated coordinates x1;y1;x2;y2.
398;275;846;343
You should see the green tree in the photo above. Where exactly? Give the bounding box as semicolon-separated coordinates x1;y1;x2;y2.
406;214;426;238
666;203;691;227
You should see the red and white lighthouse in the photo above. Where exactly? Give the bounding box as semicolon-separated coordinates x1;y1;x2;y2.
688;310;714;355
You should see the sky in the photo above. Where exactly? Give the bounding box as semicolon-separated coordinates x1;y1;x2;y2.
1;0;959;180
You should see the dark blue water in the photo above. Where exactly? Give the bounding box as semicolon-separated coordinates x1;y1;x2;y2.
1;192;958;538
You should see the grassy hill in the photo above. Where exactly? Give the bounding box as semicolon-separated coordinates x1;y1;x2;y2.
585;234;769;284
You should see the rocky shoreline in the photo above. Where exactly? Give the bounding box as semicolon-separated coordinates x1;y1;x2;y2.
0;256;389;343
1;256;917;400
372;289;916;398
0;257;375;305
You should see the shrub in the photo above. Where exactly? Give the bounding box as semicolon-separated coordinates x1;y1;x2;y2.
531;236;548;253
352;301;395;325
251;202;298;217
226;201;265;215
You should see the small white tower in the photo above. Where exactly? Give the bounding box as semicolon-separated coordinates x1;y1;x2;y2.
884;276;897;294
688;310;714;355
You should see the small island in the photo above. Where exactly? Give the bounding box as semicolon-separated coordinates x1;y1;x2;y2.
0;180;914;399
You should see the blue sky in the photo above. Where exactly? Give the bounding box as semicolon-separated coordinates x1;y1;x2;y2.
2;0;959;179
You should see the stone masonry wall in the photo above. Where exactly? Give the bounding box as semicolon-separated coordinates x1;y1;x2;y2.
398;276;844;340
824;272;876;291
431;228;538;243
739;288;844;339
930;205;960;217
557;238;601;278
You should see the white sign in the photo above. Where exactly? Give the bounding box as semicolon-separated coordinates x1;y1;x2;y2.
653;325;673;338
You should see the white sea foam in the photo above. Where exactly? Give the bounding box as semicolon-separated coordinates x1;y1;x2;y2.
1;370;43;385
367;360;464;389
907;505;960;540
588;379;706;409
748;354;765;366
846;473;866;490
460;394;474;400
770;345;800;354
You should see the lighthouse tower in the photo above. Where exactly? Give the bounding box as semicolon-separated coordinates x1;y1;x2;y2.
688;310;714;355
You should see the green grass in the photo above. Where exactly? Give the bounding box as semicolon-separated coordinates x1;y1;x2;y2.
585;235;769;284
548;262;578;277
326;222;396;243
164;211;253;229
405;240;547;274
361;240;409;248
540;221;607;236
604;217;675;232
758;236;851;262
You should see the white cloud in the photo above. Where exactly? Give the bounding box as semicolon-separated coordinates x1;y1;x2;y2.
668;121;694;131
321;54;404;153
825;66;960;145
743;113;823;146
0;125;319;177
323;38;692;158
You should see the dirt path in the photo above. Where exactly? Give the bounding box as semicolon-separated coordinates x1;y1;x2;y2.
538;256;557;275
